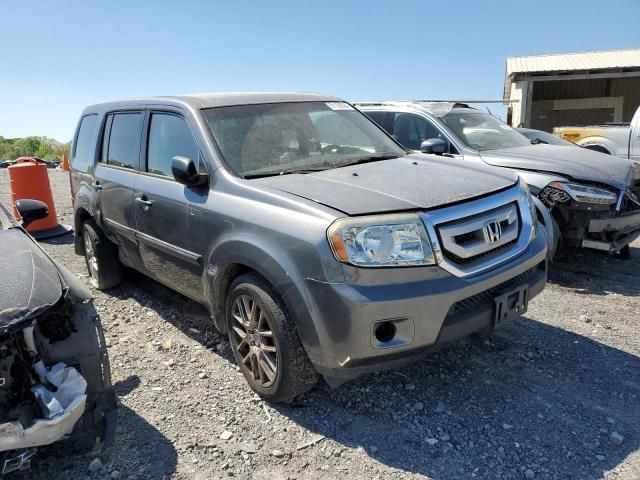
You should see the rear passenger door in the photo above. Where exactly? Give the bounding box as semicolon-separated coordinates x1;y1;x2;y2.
133;109;208;300
94;111;144;267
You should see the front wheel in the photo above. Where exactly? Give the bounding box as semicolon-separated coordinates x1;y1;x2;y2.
226;273;318;402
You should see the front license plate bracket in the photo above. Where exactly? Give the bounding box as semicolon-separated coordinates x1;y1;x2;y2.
494;286;528;327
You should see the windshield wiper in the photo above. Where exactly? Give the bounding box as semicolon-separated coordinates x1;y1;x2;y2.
242;156;399;179
243;167;331;179
337;155;399;168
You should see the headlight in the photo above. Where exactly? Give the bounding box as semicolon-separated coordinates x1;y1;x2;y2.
548;181;617;205
327;213;436;267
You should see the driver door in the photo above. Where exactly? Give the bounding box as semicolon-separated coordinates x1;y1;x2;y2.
133;109;209;301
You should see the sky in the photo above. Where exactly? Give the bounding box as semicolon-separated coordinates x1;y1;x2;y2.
1;0;638;142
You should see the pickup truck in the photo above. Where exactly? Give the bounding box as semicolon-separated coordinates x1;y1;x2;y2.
554;106;640;160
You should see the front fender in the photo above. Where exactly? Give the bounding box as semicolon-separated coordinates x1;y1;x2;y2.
204;235;342;350
207;240;302;301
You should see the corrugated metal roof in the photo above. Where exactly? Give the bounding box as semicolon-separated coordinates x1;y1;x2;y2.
503;49;640;101
506;49;640;76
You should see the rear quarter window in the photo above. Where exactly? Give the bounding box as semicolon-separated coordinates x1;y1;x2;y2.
72;114;99;168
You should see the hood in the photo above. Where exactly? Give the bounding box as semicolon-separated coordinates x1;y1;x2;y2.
0;228;63;330
255;154;517;215
479;144;632;190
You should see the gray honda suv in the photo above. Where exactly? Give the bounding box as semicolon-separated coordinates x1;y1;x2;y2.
70;92;547;402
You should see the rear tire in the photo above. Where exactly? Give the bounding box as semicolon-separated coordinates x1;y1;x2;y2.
82;219;123;290
226;273;318;403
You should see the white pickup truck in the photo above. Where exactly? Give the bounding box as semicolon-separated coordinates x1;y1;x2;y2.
554;106;640;160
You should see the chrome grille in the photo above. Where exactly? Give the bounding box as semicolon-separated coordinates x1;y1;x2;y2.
442;238;517;265
420;183;534;278
437;202;519;262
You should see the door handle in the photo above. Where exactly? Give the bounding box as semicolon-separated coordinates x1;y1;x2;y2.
92;181;102;191
135;197;153;207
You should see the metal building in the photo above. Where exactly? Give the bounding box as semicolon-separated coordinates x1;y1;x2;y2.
504;49;640;131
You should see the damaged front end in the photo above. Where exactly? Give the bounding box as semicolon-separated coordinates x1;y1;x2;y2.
0;227;117;474
539;180;640;253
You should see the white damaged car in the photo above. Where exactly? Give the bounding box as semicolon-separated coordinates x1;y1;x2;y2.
0;199;116;473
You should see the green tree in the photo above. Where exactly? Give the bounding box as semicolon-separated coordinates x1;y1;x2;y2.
0;135;67;162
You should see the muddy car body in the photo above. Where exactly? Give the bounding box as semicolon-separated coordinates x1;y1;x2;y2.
0;200;116;473
357;101;640;255
70;93;548;402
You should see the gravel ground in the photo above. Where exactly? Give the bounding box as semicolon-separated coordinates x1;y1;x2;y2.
1;169;639;480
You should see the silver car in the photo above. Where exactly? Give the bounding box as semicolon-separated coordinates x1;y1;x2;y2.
70;93;547;402
357;101;640;257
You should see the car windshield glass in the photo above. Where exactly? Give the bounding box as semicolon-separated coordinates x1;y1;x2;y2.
521;130;575;146
202;102;405;178
442;111;531;151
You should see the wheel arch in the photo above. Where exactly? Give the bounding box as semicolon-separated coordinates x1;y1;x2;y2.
205;241;301;335
577;137;616;155
74;206;93;255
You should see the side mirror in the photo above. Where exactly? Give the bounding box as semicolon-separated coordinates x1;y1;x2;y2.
420;138;447;155
171;156;208;188
15;199;49;228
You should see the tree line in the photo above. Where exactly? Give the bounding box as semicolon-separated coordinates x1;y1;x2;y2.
0;136;70;162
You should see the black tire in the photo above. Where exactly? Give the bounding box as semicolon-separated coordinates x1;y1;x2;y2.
226;273;318;402
618;245;632;260
82;219;123;290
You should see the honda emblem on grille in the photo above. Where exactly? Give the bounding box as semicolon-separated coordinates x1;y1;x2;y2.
484;220;502;244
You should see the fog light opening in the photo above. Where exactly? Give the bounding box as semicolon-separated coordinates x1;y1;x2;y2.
374;321;397;343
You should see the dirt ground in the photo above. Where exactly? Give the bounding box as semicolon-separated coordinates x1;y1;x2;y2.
1;169;639;480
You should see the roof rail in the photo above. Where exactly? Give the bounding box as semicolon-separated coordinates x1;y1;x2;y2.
398;99;519;104
355;99;519;105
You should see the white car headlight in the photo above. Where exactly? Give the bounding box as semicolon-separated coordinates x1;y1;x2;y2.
327;213;436;267
548;181;617;205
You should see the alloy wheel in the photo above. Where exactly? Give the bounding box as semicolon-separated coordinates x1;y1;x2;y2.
84;233;99;282
230;293;278;388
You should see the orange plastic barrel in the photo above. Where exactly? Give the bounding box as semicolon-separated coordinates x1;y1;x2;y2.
61;149;69;171
8;157;72;239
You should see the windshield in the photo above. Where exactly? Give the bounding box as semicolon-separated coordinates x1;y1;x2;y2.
442;111;531;151
202;102;405;178
520;129;576;146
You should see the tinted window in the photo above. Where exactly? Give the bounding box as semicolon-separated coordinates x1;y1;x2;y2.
100;115;113;164
147;114;198;177
392;113;451;151
363;111;386;127
106;113;142;169
73;115;98;163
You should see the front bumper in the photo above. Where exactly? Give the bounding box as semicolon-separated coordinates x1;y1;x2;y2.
287;229;548;381
584;210;640;251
